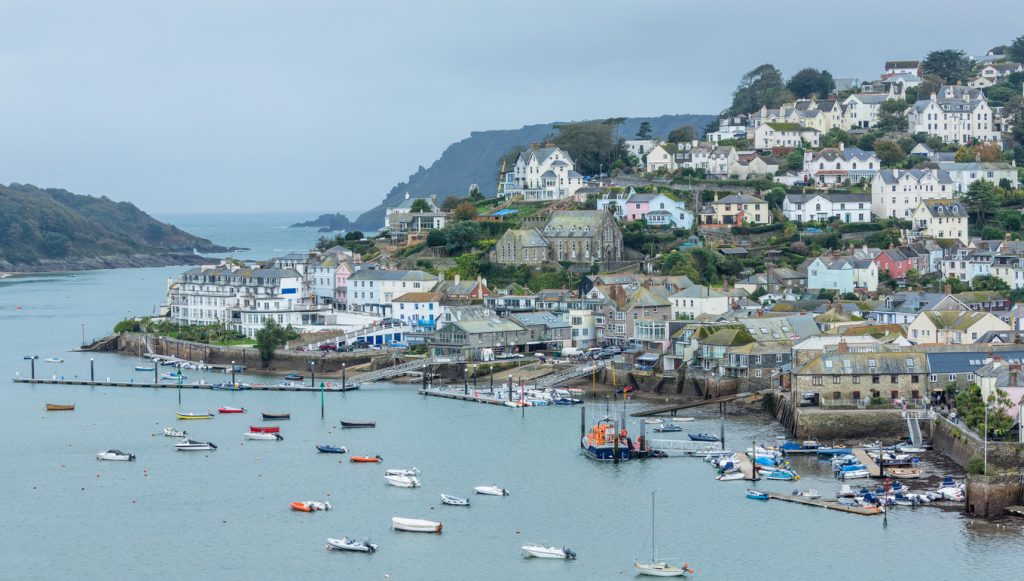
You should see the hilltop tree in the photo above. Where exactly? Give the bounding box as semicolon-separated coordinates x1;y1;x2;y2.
410;198;431;213
729;64;794;115
440;195;462;212
922;49;973;84
667;125;696;143
452;201;478;222
962;179;1000;228
876;99;909;132
786;68;835;99
550;120;626;176
468;184;484;201
1008;35;1024;62
636;122;653;140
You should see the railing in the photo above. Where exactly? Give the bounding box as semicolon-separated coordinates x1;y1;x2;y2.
648;439;721;457
347;356;461;387
536;361;604;389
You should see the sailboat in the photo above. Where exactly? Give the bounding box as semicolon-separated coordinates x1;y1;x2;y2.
634;491;695;577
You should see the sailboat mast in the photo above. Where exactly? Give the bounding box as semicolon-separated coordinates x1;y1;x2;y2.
651;491;655;562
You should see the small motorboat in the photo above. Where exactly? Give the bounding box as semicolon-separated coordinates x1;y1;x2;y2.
262;412;290;420
653;424;684;433
163;427;186;437
666;417;695;423
385;468;420;477
44;357;64;363
161;372;186;381
895;443;927;454
175;439;216;451
780;440;821;454
884;467;922;479
350;455;383;463
391;517;442;533
341;420;376;428
385;474;421;488
763;469;798;481
291;501;332;512
45;404;75;411
796;489;822;499
440;494;470;507
716;472;744;481
97;450;136;461
688;433;719;442
326;537;377;553
521;545;576;560
283;374;304;381
746;489;769;500
217;406;245;414
317;445;348;454
816;447;853;457
474;485;509;496
134;365;155;372
634;562;693;577
245;432;283;441
176;412;214;420
249;425;280;433
643;418;664;425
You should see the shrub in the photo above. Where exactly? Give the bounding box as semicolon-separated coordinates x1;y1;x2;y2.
965;455;985;475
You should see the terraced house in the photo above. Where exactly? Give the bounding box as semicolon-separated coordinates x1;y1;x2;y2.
793;351;930;405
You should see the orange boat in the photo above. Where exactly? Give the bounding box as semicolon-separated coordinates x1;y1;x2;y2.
291;501;331;512
46;404;75;411
350;455;383;463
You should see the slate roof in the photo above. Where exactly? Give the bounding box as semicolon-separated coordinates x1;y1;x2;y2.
714;194;765;205
448;318;525;335
671;285;726;299
701;328;755;347
799;352;927;375
348;269;436;282
392;292;443;303
509;311;569;329
807;147;878;163
786;193;872;204
919;199;966;218
876;169;953;185
543;211;610;236
926;351;1024;374
737;314;820;340
922;310;989;331
503;229;548;247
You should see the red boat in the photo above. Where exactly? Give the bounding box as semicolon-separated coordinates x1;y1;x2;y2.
250;425;280;433
218;407;246;414
350;455;382;463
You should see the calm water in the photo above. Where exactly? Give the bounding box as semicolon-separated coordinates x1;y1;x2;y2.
1;216;1021;580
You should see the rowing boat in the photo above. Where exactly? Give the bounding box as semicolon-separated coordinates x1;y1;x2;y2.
45;404;75;411
176;412;214;420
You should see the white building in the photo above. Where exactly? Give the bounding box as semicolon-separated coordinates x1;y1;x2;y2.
645;143;679;172
806;255;878;294
753;122;820;150
801;145;880;185
391;291;442;331
384;192;439;230
937;161;1019;192
842;93;890;128
624;139;658;164
906;86;999;145
346;270;439;316
670;285;730;320
569;309;599;349
871;169;954;219
500;147;584;201
707;116;748;143
912;199;968;244
783;193;872;223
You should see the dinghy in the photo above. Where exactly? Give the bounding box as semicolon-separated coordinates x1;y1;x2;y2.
391;517;442;533
134;365;155;372
96;450;136;461
746;489;769;500
249;425;280;433
474;485;509;496
521;545;575;559
341;420;376;428
161;372;186;381
217;406;245;414
291;501;331;512
385;468;420;477
326;537;377;553
175;439;216;451
384;474;421;488
687;433;719;442
283;374;303;381
895;443;927;454
245;432;283;441
716;472;744;481
262;412;290;420
653;424;684;433
176;412;214;420
163;427;186;437
884;466;922;479
317;445;348;454
350;455;383;463
45;404;75;411
440;494;470;507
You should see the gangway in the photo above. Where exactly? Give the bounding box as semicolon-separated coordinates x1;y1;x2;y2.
347;356;461;388
647;439;721;457
535;362;603;389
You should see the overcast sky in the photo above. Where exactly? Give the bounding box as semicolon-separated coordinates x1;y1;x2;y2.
0;1;1019;215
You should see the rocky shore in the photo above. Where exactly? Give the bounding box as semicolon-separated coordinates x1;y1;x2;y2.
0;253;221;274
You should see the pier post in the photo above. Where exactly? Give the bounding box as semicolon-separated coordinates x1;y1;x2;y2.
154;366;158;384
30;357;35;379
508;375;513;402
719;402;726;451
489;365;493;394
90;358;94;381
463;366;468;395
231;361;236;387
580;406;586;448
473;364;477;390
342;364;347;390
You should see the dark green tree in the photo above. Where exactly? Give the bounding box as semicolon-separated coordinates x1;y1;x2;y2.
729;64;793;115
873;140;906;167
1007;34;1024;62
922;49;973;84
876;99;909;132
467;185;484;201
786;68;835;99
255;319;288;364
550;121;625;175
667;125;696;143
444;221;482;254
969;274;1010;292
962;179;1000;228
636;122;653;140
410;198;431;213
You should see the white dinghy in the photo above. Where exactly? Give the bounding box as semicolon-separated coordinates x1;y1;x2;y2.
384;474;421;488
440;494;470;506
163;427;186;437
474;485;509;496
522;544;576;559
326;537;377;553
245;432;283;441
391;517;442;533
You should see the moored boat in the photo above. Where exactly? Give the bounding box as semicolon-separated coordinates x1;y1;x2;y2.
816;447;853;457
161;372;186;381
635;562;693;577
245;432;283;441
45;403;75;411
687;433;719;442
780;440;821;454
653;424;684;433
884;466;922;479
763;469;799;481
384;474;421;488
796;489;821;499
521;544;576;560
746;489;769;500
291;501;331;512
176;412;214;420
385;467;420;477
44;357;63;363
391;517;442;533
716;472;744;481
217;406;245;414
250;425;280;433
163;427;186;437
474;485;509;496
134;365;155;372
350;455;383;463
262;412;290;420
283;374;303;381
341;420;376;428
581;419;631;461
440;494;470;507
96;449;136;461
895;443;928;454
317;445;348;454
175;439;216;451
326;537;377;553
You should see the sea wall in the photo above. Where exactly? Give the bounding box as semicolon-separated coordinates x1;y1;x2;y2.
965;474;1022;518
930;415;1024;469
794;408;907;441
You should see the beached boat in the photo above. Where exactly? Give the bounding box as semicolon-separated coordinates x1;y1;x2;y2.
385;474;421;488
884;466;922;479
262;412;290;420
522;545;576;560
283;374;303;381
45;403;75;411
746;489;769;500
317;445;348;454
474;485;509;496
341;420;376;428
250;425;280;433
134;365;155;372
218;406;245;414
391;517;442;533
687;433;719;442
176;412;214;420
385;468;420;477
96;449;136;461
634;491;691;577
653;424;684;433
581;419;631;461
326;537;377;553
797;489;821;499
895;443;928;454
350;455;383;463
440;494;470;507
245;432;283;441
175;439;216;451
291;501;331;512
163;427;186;437
44;357;63;363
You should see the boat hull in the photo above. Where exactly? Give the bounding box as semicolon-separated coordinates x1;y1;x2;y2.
635;562;689;577
521;545;574;559
581;438;631;461
326;538;376;552
250;425;280;433
440;495;470;506
391;517;442;533
176;413;213;420
45;404;75;411
351;456;382;463
262;413;290;420
218;407;245;414
317;445;347;454
341;420;376;428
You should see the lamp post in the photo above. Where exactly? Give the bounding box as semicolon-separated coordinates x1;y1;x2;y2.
508;374;513;402
473;364;478;390
489;365;494;395
89;358;94;382
310;360;316;389
463;366;468;395
231;360;236;387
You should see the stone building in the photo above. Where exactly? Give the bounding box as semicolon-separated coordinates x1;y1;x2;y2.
491;229;550;265
541;211;623;264
793;351;930;405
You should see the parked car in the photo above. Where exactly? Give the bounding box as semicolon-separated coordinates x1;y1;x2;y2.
603;345;622;355
351;339;369;349
615;385;634;395
318;343;337;351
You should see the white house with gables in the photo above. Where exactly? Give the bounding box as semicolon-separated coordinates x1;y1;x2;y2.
871;169;954;219
753;122;819;150
906;86;999;145
500;147;584;201
801;145;880;186
783;193;872;223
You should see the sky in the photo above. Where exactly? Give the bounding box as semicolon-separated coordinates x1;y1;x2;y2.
0;0;1020;215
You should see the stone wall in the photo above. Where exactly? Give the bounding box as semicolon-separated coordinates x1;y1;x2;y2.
794;409;907;441
966;474;1023;518
930;415;1024;470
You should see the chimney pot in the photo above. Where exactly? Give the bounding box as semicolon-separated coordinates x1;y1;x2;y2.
837;338;849;353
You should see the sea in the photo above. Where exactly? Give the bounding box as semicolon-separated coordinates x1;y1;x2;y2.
0;213;1020;580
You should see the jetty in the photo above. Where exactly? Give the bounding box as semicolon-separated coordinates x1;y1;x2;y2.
12;377;358;392
418;387;513;406
734;450;756;479
851;447;882;477
347;356;461;388
648;439;721;457
767;492;883;516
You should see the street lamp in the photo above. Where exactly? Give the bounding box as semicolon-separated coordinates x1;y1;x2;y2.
489;365;494;394
464;366;468;395
508;374;513;402
30;355;38;379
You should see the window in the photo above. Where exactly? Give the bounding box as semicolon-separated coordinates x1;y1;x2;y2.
852;375;860;384
929;374;937;382
812;376;823;386
872;375;880;384
833;376;841;384
754;369;762;378
948;373;956;381
890;375;898;384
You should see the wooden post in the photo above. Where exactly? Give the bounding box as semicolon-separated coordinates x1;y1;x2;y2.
580;406;586;448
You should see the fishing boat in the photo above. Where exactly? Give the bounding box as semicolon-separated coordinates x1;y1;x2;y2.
384;474;421;488
291;501;331;512
175;439;216;451
440;494;470;507
44;357;63;363
385;468;420;477
522;545;576;560
780;440;821;454
746;489;769;500
163;427;186;437
250;425;280;433
96;450;136;461
687;433;719;442
884;466;922;479
283;374;303;381
581;418;631;461
245;432;283;441
176;412;214;420
134;365;155;372
391;517;442;533
262;412;290;420
350;455;383;463
317;445;348;454
217;406;245;414
326;537;377;553
341;420;376;428
474;485;509;496
45;404;75;411
653;424;684;433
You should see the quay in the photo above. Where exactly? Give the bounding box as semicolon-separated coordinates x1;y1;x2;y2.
852;447;882;477
734;449;755;479
12;377;359;393
767;492;883;516
631;389;772;417
418;387;513;406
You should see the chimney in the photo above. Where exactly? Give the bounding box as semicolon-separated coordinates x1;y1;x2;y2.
454;273;461;285
837;338;849;353
757;309;763;317
476;275;483;299
531;143;539;151
405;192;410;200
714;192;720;202
892;169;899;179
839;141;845;152
430;194;437;206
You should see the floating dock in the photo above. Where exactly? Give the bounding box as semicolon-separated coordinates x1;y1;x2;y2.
648;439;721;457
767;492;883;516
852;447;882;477
734;450;756;479
418;387;514;406
11;377;358;392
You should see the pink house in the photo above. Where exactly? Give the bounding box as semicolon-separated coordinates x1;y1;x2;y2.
624;193;654;221
874;247;913;279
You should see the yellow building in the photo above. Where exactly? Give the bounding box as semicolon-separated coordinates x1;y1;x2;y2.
911;199;967;244
699;193;772;226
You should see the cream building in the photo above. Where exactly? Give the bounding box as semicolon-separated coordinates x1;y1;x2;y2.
911;200;968;243
908;310;1011;344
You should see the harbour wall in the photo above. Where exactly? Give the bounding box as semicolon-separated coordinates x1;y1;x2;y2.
965;474;1023;518
793;408;907;441
930;414;1024;470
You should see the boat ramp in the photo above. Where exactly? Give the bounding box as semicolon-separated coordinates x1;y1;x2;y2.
766;492;882;516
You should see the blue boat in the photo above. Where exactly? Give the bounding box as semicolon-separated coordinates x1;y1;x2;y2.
746;489;769;501
317;445;348;454
688;433;720;442
815;447;853;457
553;397;582;405
763;469;798;481
582;420;632;461
780;440;821;454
